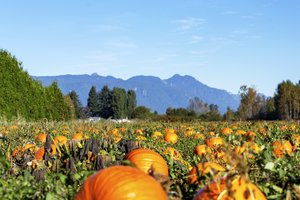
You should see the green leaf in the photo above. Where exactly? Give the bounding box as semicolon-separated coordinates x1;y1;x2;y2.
272;185;283;193
265;162;275;170
59;174;67;184
46;192;56;200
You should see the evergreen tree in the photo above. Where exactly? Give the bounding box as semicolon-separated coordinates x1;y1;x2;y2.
98;85;113;119
0;49;72;121
68;90;82;118
87;86;98;117
127;90;137;119
111;87;127;119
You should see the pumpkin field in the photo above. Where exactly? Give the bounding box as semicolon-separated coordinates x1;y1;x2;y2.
0;120;300;199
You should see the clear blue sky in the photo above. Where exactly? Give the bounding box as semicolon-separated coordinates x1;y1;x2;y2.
1;0;299;96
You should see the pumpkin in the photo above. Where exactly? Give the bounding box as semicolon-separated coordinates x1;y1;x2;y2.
206;137;224;148
164;147;182;160
135;129;143;135
22;143;36;152
194;176;266;200
272;140;293;158
54;135;68;145
221;127;233;135
194;144;211;156
236;129;246;135
11;146;22;157
75;165;167;200
152;131;163;139
35;133;47;143
72;133;83;141
164;132;178;144
188;162;225;184
35;147;45;161
126;148;169;176
184;127;194;137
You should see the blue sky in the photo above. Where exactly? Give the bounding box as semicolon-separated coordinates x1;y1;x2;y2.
1;0;299;96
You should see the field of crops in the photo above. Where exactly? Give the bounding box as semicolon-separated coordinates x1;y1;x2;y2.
0;120;300;199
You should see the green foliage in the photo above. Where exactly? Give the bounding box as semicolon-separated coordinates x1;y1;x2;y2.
127;90;137;119
111;87;127;119
0;49;72;121
98;85;113;119
87;86;98;117
68;91;82;119
132;106;154;119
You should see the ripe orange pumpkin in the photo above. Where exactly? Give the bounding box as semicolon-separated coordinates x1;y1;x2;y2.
126;148;169;176
54;135;68;145
194;176;266;200
35;133;47;143
272;140;293;158
35;147;45;161
75;165;167;200
164;147;182;160
194;144;211;156
188;162;225;184
72;133;84;141
206;137;224;148
164;132;178;144
221;127;233;135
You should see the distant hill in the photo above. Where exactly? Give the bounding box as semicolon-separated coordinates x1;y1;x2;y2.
34;74;240;114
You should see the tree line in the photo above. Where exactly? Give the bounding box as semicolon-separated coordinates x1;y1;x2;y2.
1;49;299;121
85;85;137;119
0;49;73;121
232;81;300;121
162;81;300;121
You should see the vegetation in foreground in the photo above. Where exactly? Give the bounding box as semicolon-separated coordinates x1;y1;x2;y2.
0;120;300;199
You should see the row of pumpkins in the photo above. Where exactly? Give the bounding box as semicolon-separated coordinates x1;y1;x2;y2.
75;148;266;200
11;127;296;199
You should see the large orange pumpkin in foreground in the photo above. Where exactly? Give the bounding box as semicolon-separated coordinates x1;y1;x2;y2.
194;176;266;200
75;165;167;200
126;148;169;176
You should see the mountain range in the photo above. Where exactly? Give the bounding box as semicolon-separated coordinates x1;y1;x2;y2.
33;74;240;114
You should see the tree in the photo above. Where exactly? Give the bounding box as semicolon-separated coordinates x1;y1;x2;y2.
187;97;203;114
127;90;137;119
68;90;82;118
132;106;152;119
111;87;127;119
224;107;236;121
87;86;98;117
274;80;299;120
98;85;113;119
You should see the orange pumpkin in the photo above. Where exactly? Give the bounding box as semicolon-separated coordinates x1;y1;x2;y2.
236;129;246;135
75;165;167;200
194;176;266;200
126;148;169;176
35;133;47;143
164;147;182;160
164;132;178;144
206;137;225;148
221;127;233;135
35;147;45;161
72;133;84;141
272;140;293;158
22;143;36;152
188;162;225;184
194;144;211;156
54;135;68;145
